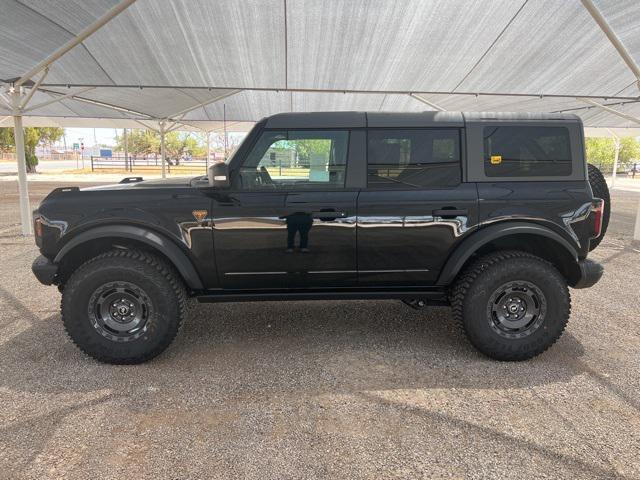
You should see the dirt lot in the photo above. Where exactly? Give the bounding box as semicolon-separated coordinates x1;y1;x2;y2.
1;180;639;479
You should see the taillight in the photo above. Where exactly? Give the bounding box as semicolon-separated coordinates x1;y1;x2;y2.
34;217;43;238
591;199;604;238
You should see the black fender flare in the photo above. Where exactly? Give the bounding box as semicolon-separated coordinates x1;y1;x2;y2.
436;222;579;286
54;225;204;290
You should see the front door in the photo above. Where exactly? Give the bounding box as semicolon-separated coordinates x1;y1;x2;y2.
357;128;478;286
212;128;358;289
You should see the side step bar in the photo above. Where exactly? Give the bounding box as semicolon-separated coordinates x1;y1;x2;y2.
196;289;449;305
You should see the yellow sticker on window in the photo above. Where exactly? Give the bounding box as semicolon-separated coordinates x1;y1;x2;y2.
490;155;502;165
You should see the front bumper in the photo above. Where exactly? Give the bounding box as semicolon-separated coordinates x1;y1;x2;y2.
32;255;59;285
572;258;603;289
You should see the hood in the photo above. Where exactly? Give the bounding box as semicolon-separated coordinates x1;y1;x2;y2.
80;176;200;191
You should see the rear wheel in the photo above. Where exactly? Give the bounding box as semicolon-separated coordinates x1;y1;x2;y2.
450;251;570;361
61;249;186;364
587;163;610;250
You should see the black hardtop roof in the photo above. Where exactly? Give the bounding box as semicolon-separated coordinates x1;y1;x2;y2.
263;111;581;129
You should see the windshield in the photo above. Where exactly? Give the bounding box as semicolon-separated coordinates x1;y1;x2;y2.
224;126;256;165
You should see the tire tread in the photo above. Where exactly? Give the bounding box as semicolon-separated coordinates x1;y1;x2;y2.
450;250;571;361
61;249;186;364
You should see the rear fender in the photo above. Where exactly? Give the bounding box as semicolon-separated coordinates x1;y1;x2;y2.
437;222;580;286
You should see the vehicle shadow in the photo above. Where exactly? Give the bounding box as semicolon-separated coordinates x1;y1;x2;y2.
0;295;589;397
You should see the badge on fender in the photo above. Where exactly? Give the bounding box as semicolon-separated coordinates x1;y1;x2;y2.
192;210;208;222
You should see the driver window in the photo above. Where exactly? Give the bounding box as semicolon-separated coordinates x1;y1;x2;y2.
235;130;349;190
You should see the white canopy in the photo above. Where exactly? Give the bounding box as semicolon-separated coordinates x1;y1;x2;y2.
1;0;639;129
1;0;640;233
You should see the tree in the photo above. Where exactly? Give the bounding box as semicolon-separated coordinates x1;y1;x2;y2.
164;131;206;162
115;129;206;163
0;126;64;173
586;136;640;169
619;137;640;165
114;129;159;157
586;138;616;168
0;128;14;152
38;127;64;149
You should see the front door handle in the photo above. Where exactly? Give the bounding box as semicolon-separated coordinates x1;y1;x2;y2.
432;208;468;218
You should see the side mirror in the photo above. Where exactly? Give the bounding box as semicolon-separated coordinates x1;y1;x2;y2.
208;163;230;188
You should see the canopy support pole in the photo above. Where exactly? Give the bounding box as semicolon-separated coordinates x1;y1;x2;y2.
24;87;96;113
159;121;166;179
14;0;137;87
165;122;182;134
409;93;446;111
223;104;228;160
123;128;128;166
36;88;152;118
579;98;640;125
9;88;32;235
634;201;640;243
581;0;640;91
135;120;158;132
609;130;620;189
34;84;640;102
0;93;11;110
167;89;242;120
19;68;48;110
206;131;211;168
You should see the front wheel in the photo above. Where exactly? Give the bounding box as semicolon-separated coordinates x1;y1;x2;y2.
61;249;187;364
450;251;570;361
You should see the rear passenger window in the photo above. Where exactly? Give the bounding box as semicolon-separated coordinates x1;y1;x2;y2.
367;129;461;188
483;126;572;177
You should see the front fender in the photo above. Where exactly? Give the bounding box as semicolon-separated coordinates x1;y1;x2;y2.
54;224;204;290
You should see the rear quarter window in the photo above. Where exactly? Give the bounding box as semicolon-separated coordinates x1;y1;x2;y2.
483;126;572;177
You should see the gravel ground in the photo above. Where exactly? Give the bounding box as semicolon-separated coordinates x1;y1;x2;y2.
0;181;639;479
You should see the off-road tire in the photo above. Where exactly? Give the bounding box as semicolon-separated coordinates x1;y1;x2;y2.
61;249;187;364
450;251;570;361
587;163;610;250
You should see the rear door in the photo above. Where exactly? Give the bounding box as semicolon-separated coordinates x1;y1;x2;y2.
357;127;478;286
212;128;359;288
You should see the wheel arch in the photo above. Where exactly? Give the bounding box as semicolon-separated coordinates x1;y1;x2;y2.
437;222;581;287
54;225;204;290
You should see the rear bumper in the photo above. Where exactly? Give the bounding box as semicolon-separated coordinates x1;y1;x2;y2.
32;255;58;285
572;258;603;289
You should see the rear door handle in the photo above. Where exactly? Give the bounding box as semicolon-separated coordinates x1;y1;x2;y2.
432;208;468;217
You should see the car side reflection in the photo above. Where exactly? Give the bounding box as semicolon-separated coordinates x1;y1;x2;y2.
280;212;313;253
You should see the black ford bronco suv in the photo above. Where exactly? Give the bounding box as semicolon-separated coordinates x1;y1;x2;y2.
32;112;609;364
